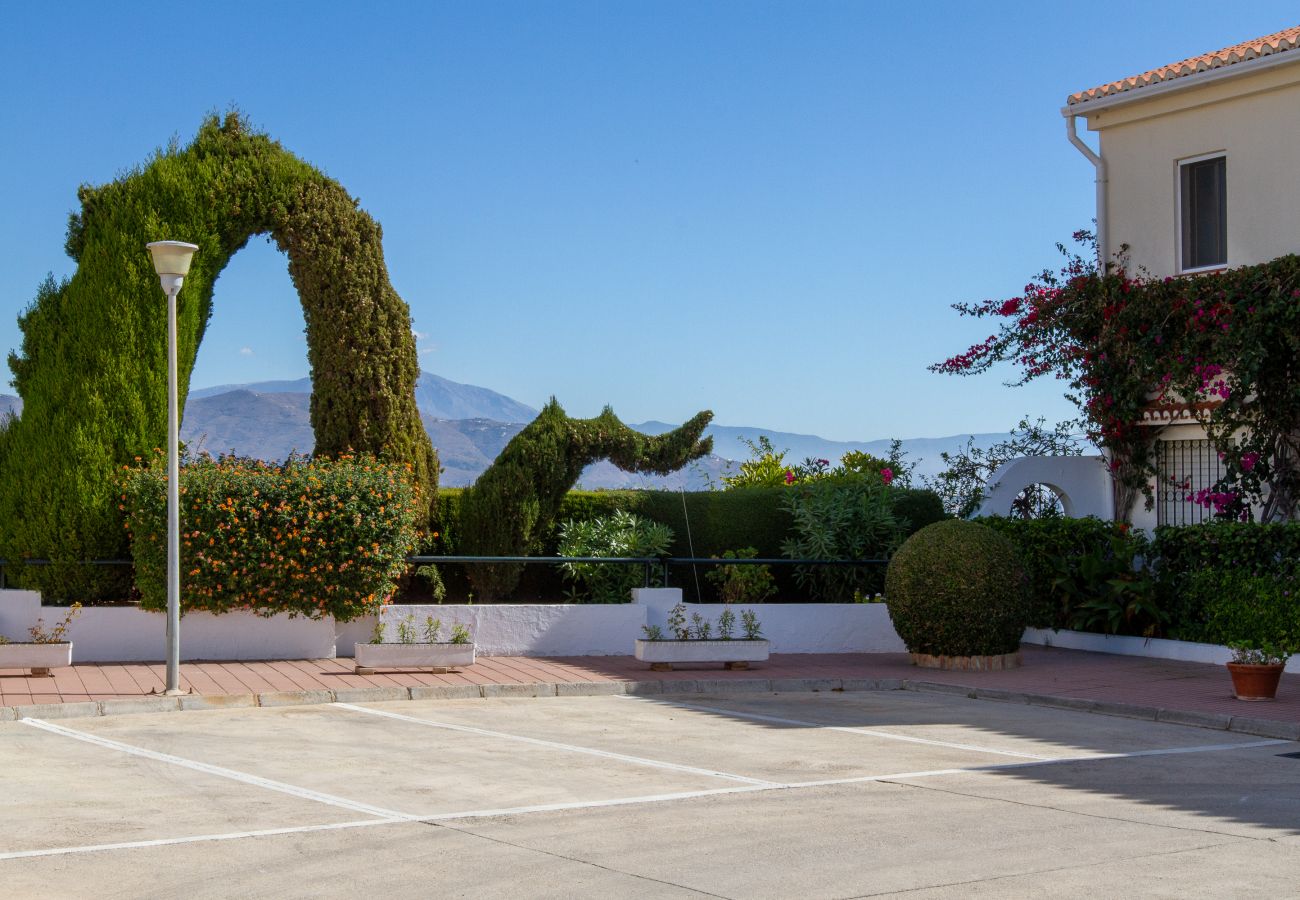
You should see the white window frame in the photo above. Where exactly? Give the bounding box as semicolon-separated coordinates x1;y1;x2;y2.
1176;151;1227;275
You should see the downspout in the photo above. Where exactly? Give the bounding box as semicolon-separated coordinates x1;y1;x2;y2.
1064;112;1107;269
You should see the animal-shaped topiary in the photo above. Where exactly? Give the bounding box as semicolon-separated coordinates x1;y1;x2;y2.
458;399;712;599
884;519;1029;659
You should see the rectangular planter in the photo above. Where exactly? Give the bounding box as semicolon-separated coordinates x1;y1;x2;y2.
0;641;72;676
352;642;475;674
634;639;769;671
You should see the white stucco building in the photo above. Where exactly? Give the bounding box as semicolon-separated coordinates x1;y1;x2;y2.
987;27;1300;527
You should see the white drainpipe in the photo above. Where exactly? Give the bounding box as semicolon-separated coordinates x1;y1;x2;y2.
1064;113;1107;269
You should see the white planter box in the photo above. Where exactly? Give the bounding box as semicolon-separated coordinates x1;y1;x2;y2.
0;641;72;675
352;642;475;674
634;639;769;671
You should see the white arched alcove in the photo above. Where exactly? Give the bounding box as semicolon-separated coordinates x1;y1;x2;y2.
977;455;1114;520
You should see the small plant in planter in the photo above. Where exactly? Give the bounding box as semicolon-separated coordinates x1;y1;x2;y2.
0;603;82;677
354;610;476;675
635;603;769;671
1225;641;1293;702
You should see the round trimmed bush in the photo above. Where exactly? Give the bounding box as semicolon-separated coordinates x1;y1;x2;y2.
884;520;1029;657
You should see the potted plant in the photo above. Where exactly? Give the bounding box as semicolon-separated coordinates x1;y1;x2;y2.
353;613;476;674
1225;641;1292;702
634;603;769;671
0;603;81;676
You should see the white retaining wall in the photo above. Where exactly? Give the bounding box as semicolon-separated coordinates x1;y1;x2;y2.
1023;627;1300;673
633;588;907;653
7;587;1273;668
0;590;335;662
371;603;647;657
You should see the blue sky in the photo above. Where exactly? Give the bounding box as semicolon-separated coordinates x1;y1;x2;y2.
2;2;1295;441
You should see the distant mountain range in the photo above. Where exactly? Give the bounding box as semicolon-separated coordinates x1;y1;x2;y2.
0;373;1012;489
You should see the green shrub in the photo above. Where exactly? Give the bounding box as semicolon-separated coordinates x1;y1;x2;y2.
781;477;905;601
1151;522;1300;637
556;511;673;603
885;520;1029;656
122;453;420;621
1183;566;1299;654
705;547;777;604
979;516;1132;628
0;112;437;602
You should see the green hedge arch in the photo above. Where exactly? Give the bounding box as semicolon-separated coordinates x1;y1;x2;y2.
1;113;438;599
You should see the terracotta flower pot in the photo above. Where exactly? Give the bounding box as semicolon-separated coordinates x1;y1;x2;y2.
1226;662;1285;701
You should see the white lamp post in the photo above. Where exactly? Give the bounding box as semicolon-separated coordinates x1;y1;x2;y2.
146;240;199;695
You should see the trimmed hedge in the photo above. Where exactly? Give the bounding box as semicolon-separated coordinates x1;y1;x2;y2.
427;484;945;602
123;454;420;621
885;520;1030;656
1151;522;1300;640
978;516;1131;628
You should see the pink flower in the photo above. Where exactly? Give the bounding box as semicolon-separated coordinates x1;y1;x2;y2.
1242;452;1260;473
881;468;894;485
783;470;795;485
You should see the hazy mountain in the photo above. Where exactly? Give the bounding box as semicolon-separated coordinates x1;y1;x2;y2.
190;372;538;424
0;373;1013;489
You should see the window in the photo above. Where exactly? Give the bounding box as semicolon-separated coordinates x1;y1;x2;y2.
1179;154;1226;272
1156;438;1227;526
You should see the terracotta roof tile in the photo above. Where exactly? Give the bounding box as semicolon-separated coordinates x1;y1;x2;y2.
1068;25;1300;106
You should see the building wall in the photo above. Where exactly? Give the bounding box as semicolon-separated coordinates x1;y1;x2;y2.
1084;63;1300;278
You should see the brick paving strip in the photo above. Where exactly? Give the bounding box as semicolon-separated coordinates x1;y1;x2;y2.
0;646;1296;740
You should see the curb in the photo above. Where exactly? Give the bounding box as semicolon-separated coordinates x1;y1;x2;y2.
4;677;1297;742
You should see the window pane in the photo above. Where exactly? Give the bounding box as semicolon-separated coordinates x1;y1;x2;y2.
1181;157;1226;270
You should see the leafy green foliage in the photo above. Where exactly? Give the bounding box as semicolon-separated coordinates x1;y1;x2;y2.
556;510;674;603
457;399;711;598
705;547;777;604
781;478;905;601
1;113;437;601
885;520;1030;656
979;516;1140;628
1183;566;1298;659
121;453;419;621
1052;530;1162;637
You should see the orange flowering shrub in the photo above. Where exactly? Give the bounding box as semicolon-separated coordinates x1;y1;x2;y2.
121;453;420;621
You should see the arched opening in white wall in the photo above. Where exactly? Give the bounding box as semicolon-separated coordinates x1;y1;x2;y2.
1008;483;1068;519
978;455;1115;521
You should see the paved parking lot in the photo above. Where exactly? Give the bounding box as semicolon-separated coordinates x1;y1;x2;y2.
3;690;1297;898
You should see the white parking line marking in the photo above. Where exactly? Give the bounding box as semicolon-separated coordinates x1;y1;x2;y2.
783;738;1291;788
3;727;1285;862
333;702;781;786
0;820;396;862
21;718;415;821
621;696;1056;759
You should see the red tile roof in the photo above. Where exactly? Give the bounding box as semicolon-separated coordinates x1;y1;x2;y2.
1068;26;1300;106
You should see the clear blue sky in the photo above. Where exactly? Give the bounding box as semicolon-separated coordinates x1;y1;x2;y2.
2;2;1295;441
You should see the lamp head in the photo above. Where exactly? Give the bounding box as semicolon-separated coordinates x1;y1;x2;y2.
146;241;199;277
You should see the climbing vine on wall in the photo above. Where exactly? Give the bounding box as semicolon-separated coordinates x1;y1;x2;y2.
933;232;1300;522
1;113;437;598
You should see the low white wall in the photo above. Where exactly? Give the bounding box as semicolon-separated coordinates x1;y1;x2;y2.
0;589;335;662
1023;627;1300;674
375;603;647;657
633;588;906;653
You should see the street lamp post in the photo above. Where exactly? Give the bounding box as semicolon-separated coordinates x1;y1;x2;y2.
145;240;199;695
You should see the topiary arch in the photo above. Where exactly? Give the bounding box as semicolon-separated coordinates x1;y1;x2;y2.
0;113;438;599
